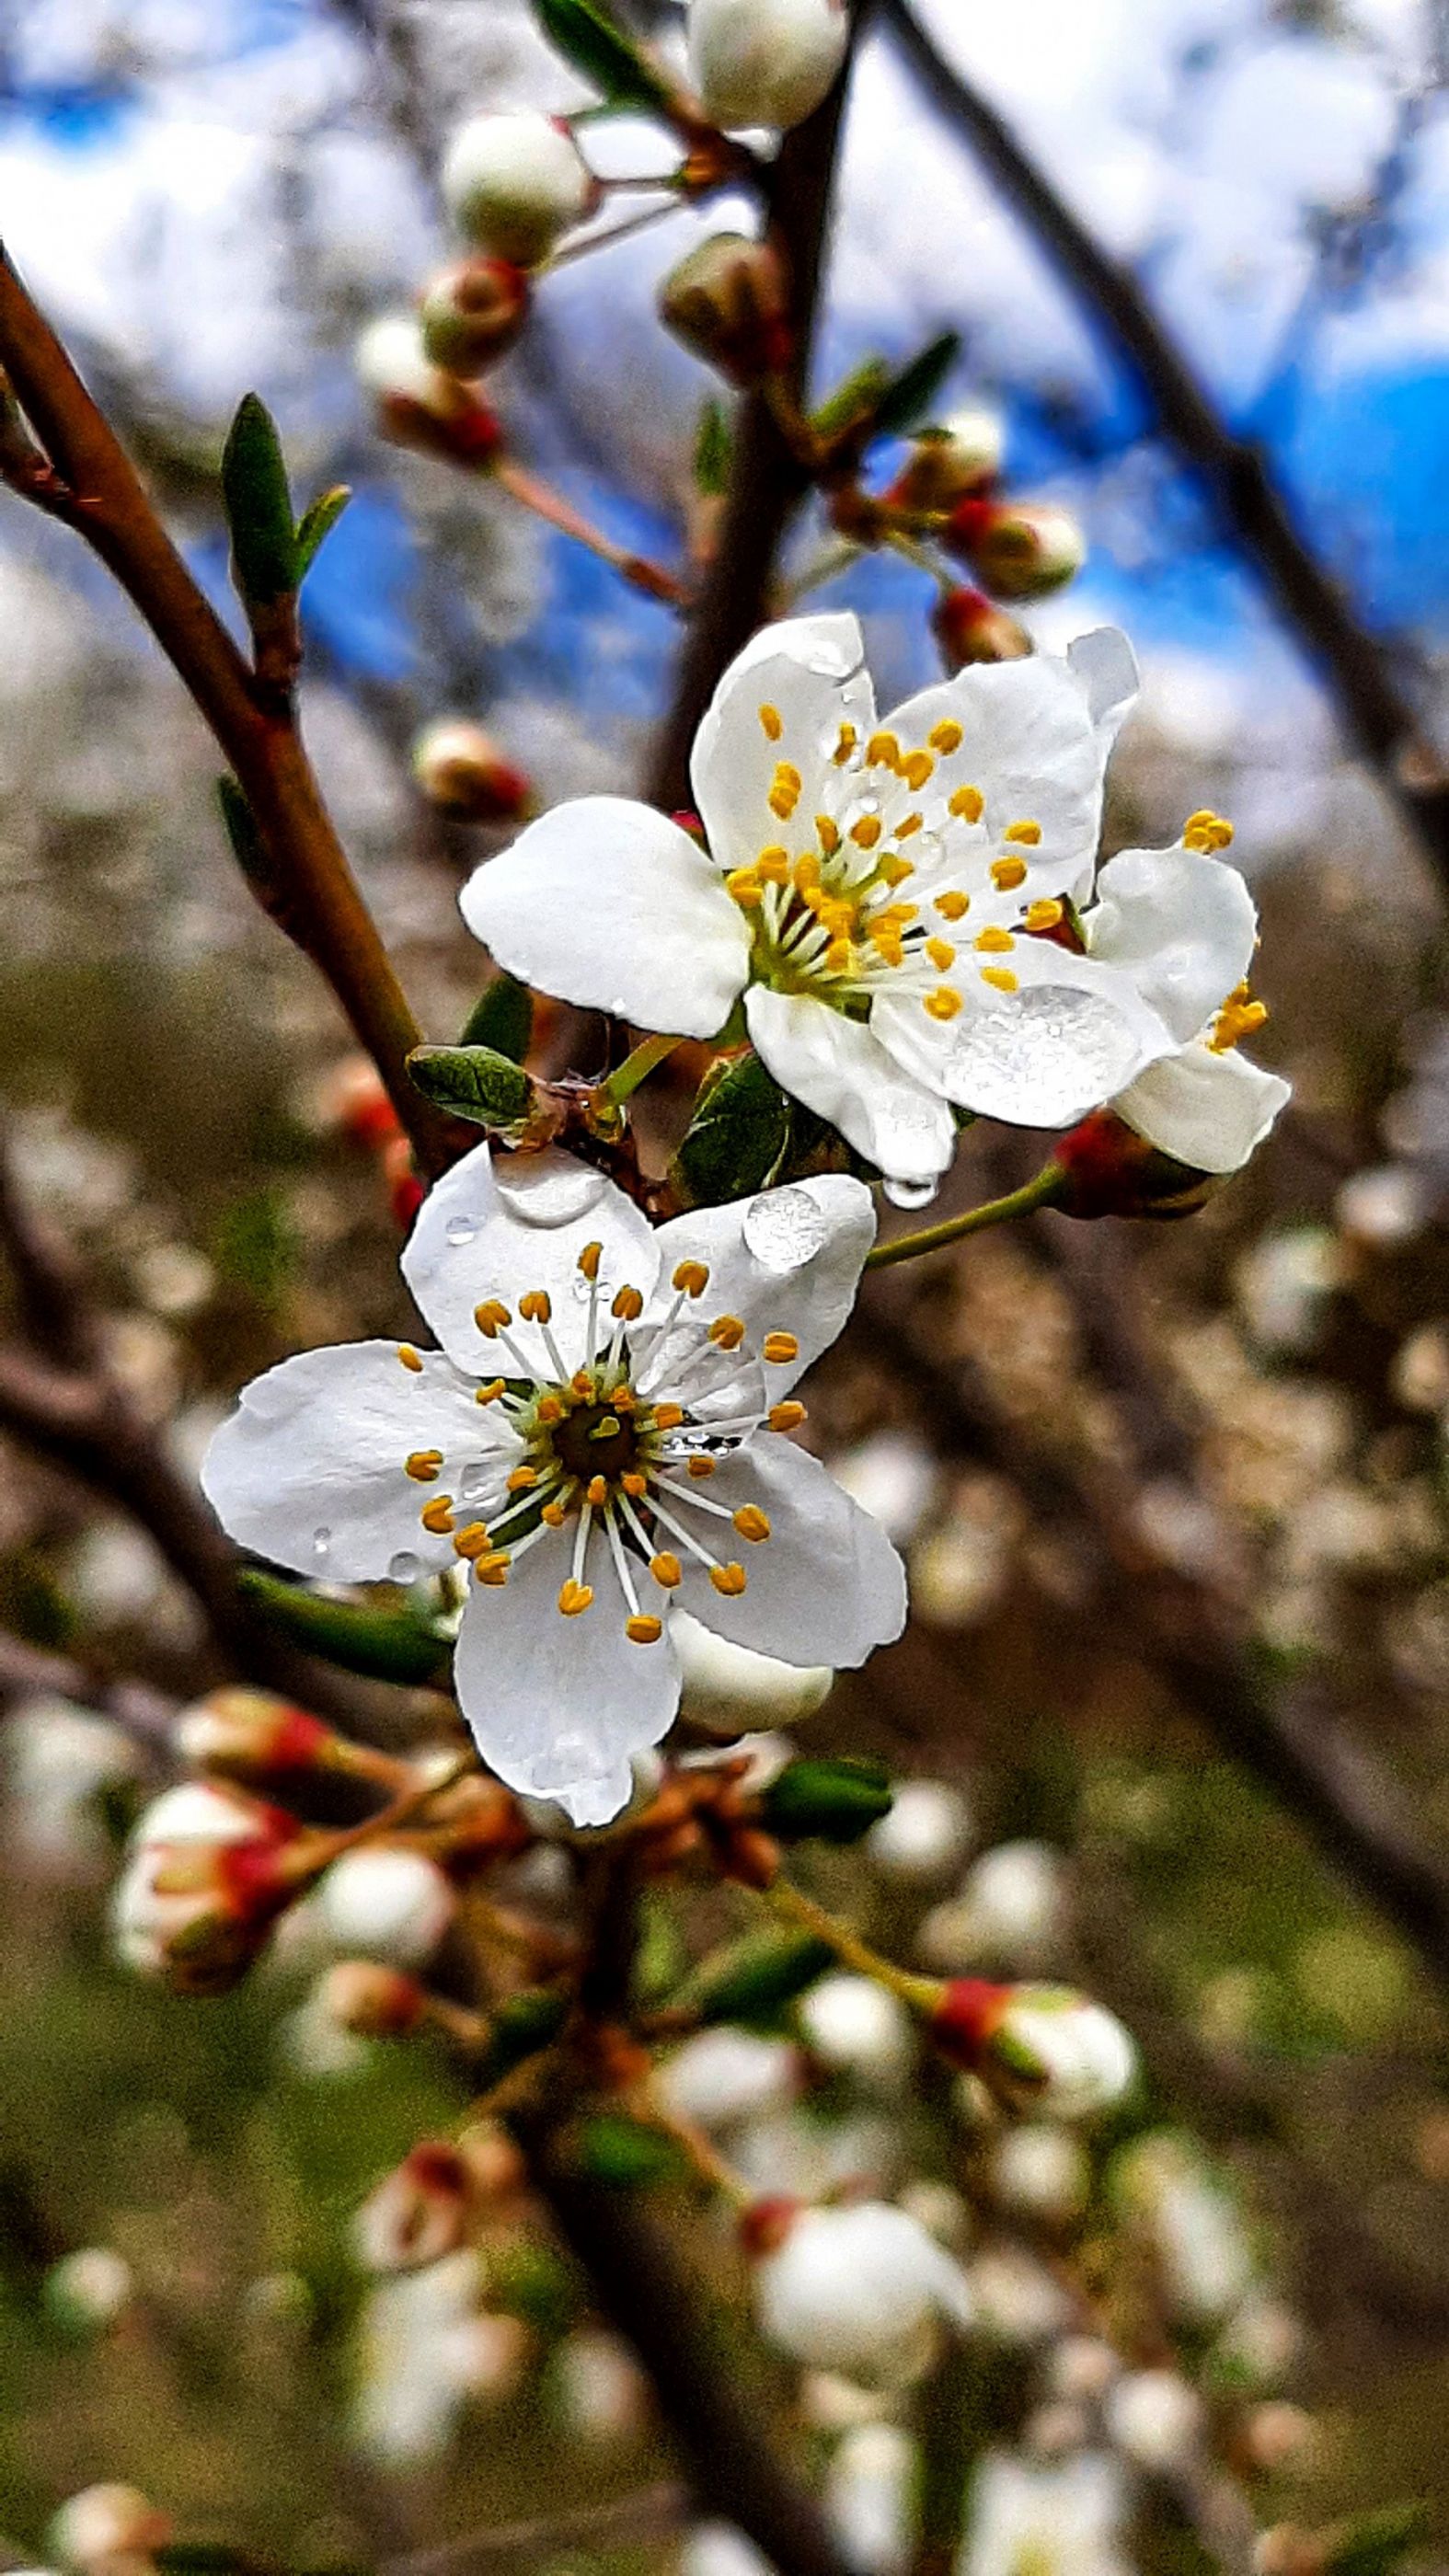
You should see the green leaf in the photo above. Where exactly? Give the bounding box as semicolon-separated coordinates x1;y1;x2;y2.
460;973;534;1064
683;1928;834;2027
760;1755;894;1846
294;484;351;581
812;358;892;442
871;331;962;437
534;0;673;109
575;2112;688;2187
1324;2506;1432;2576
236;1570;452;1686
475;1985;572;2087
672;1051;791;1208
407;1042;534;1132
221;393;298;605
694;397;733;499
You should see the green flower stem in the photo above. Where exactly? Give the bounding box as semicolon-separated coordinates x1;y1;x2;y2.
760;1874;939;2016
866;1162;1066;1271
602;1030;685;1108
883;526;956;591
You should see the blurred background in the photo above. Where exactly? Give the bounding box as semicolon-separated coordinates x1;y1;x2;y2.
2;0;1449;2566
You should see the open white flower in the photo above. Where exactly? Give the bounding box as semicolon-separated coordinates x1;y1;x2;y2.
750;2199;973;2378
463;614;1272;1195
201;1145;904;1828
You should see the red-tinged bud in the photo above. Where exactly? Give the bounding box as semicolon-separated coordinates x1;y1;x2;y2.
1053;1110;1219;1221
356;317;504;469
176;1687;338;1781
111;1784;318;1996
412;718;533;824
927;1975;1008;2070
932;1977;1137;2119
932;585;1032;672
420;257;530;375
50;2484;172;2575
672;809;707;841
738;2193;802;2257
887;408;1004;512
319;1960;429;2037
354;2140;474;2271
659;233;794;389
944;497;1085;600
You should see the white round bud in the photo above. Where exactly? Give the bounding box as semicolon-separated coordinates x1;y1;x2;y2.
46;2248;134;2332
658;2026;799;2131
986;2121;1091;2224
687;0;849;133
132;1780;260;1846
1113;2133;1255;2322
682;2526;775;2576
50;2487;171;2575
918;1839;1066;1972
798;1972;914;2090
753;2202;972;2379
825;2423;915;2576
551;2324;651;2441
356;316;464;417
315;1846;454;1966
441;112;596;266
968;2244;1074;2345
985;1987;1138;2122
831;1431;937;1545
673;1608;833;1732
1043;2334;1120;2404
1105;2368;1205;2471
866;1779;972;1884
353;2142;471;2272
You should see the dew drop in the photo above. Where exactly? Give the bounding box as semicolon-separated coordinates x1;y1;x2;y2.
884;1176;937;1211
459;1462;494;1501
387;1549;421;1584
445;1214;479;1248
311;1525;332;1562
497;1154;608;1230
945;984;1141;1126
799;628;865;682
743;1184;828;1273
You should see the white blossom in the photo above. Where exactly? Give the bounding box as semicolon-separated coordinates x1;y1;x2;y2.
659;2027;800;2131
1104;2369;1205;2471
441;111;596;266
353;2249;527;2465
314;1846;455;1967
752;2200;973;2378
687;0;849;133
673;1607;834;1732
201;1144;904;1828
825;2423;916;2576
963;2451;1131;2576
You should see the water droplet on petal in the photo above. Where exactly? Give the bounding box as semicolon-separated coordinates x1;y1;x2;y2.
387;1549;421;1584
743;1185;829;1273
801;633;863;682
946;984;1142;1127
497;1154;608;1230
445;1214;478;1248
459;1463;494;1501
312;1526;332;1561
884;1176;937;1211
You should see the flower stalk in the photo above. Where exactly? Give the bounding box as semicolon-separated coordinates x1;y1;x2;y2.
866;1163;1067;1270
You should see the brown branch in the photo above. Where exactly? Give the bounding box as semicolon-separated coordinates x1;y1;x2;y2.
880;0;1449;902
0;243;466;1178
0;1624;177;1754
383;2484;687;2576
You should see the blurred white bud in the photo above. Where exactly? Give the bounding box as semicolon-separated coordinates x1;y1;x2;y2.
674;1608;833;1732
866;1779;972;1884
50;2488;171;2576
687;0;849;132
354;2143;472;2272
986;2122;1091;2225
681;2526;774;2576
1105;2369;1204;2471
1234;1226;1340;1355
1043;2335;1120;2404
356;317;502;463
927;1840;1068;1972
1335;1164;1427;1247
964;2450;1130;2576
442;112;597;265
1024;2401;1092;2460
962;1986;1137;2122
658;2027;799;2131
315;1846;454;1967
832;1432;938;1546
798;1973;914;2090
749;2200;972;2379
6;1696;141;1870
412;718;532;824
890;410;1005;510
825;2423;916;2576
551;2324;651;2442
799;2371;895;2429
1240;2403;1317;2473
354;2250;527;2464
968;2244;1075;2345
897;2179;972;2253
111;1783;305;1994
947;499;1086;600
45;2248;134;2333
1214;2293;1302;2389
1112;2134;1255;2324
1392;1321;1449;1415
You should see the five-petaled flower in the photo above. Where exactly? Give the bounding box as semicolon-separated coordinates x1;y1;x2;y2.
201;1145;905;1827
460;612;1284;1197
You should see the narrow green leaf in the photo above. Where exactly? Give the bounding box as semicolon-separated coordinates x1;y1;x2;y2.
871;331;962;438
408;1042;534;1132
460;973;534;1064
683;1928;834;2027
812;358;892;442
221;393;298;605
236;1569;452;1686
475;1986;572;2087
535;0;673;109
672;1051;791;1208
761;1755;894;1845
694;397;733;500
575;2112;688;2187
294;483;351;580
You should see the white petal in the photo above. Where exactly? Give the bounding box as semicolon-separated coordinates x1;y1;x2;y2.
873;941;1172;1132
646;1169;877;1397
452;1538;681;1824
401;1143;661;1379
673;1433;907;1668
746;985;957;1185
691;614;876;872
1066;626;1139;740
201;1342;494;1583
461;797;749;1040
1113;1040;1291;1174
1087;846;1258;1046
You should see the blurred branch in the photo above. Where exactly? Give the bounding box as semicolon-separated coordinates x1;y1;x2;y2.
384;2484;687;2576
0;1626;176;1754
881;0;1449;903
0;244;464;1177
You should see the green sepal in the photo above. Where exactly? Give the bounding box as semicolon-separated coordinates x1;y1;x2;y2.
460;973;534;1064
812;358;892;443
295;484;352;581
475;1985;572;2087
694;397;733;499
222;393;298;605
760;1755;894;1844
682;1927;834;2027
236;1569;453;1686
574;2111;689;2187
534;0;673;109
671;1050;791;1208
407;1042;534;1132
872;331;962;437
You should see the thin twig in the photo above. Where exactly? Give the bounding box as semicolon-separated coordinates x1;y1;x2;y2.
383;2486;688;2576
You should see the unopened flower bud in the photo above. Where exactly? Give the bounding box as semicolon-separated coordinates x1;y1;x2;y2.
50;2486;171;2576
354;2141;473;2271
866;1779;972;1883
798;1972;913;2089
945;498;1085;600
46;2247;134;2334
687;0;849;133
985;2121;1091;2225
176;1686;363;1784
660;233;793;388
890;409;1004;512
111;1783;314;1995
746;2198;972;2380
1053;1111;1218;1220
930;1980;1137;2120
356;316;503;466
320;1959;429;2037
412;718;532;824
441;112;598;267
420;257;531;374
1105;2367;1205;2470
932;585;1032;670
315;1845;455;1967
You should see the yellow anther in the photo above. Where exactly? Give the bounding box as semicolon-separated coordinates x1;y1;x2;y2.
775;762;801;791
453;1523;492;1560
896;812;924;839
578;1240;603;1282
762;1331;799;1365
535;1395;564;1425
571;1368;596;1398
558;1581;594;1617
710;1562;748;1596
902;749;935;791
759;702;784;742
518;1289;552;1325
981;966;1019;995
506;1466;539;1493
733;1506;771;1543
975;925;1016;953
867;730;903;770
1004;819;1041;845
586;1474;609;1508
650;1551;683;1588
816;815;842;857
708;1315;746;1351
611;1387;636;1413
834;721;857;765
926;937;957;972
928;719;964;754
1209;982;1269;1052
876;852;915;887
769;762;802;819
768;1400;807;1432
541;1501;568;1527
420;1497;455;1535
819;898;856;936
612;1284;644;1321
949;785;984;822
473;1301;512;1337
405;1449;443;1482
757;845;789;884
627;1615;663;1645
934;889;970;922
474;1553;511;1588
476;1377;507;1404
673;1259;710;1297
1182;809;1234;851
1025;898;1064;933
727;867;764;907
924;987;962;1022
688;1454;718;1479
622;1471;648;1498
397;1343;424;1373
824;937;855;975
651;1402;684;1431
794;852;822;894
869;926;905;968
991;855;1028;891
